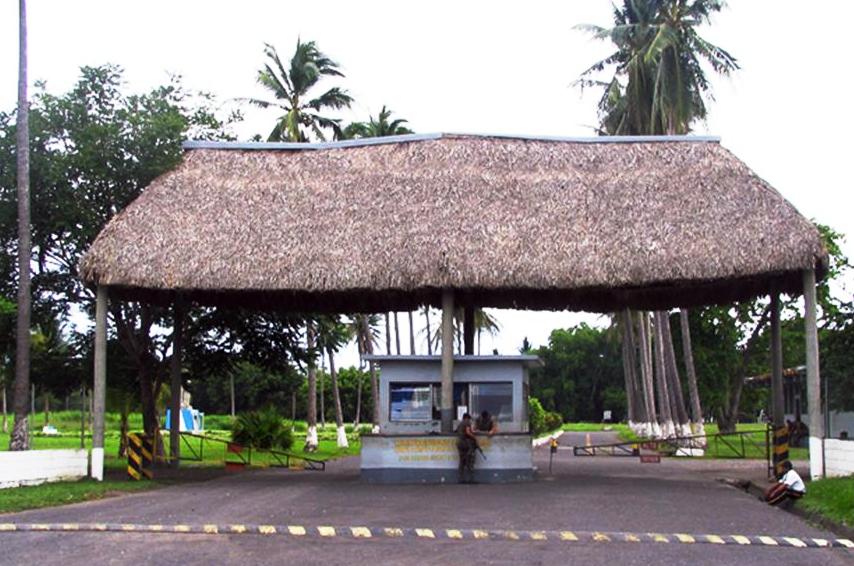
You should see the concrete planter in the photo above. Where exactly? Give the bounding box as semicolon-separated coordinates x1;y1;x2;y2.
0;449;89;489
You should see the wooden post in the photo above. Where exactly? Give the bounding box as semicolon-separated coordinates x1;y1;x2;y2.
770;292;788;475
770;293;784;428
441;290;455;433
803;269;824;479
169;298;184;467
91;286;107;481
463;306;475;355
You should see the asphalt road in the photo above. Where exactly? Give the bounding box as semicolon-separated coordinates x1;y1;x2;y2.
0;431;850;565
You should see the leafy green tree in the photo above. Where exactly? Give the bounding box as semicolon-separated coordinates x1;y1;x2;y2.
250;40;353;142
340;106;413;140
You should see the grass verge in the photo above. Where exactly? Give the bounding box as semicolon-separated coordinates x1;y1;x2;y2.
800;475;854;528
0;478;158;514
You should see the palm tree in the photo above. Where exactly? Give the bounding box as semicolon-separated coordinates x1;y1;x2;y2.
474;309;501;355
422;306;432;355
304;321;318;452
340;105;413;140
348;314;381;426
250;40;353;142
577;0;738;136
10;0;30;451
578;0;737;439
316;316;353;447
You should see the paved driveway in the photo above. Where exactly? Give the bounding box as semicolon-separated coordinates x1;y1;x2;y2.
1;433;850;565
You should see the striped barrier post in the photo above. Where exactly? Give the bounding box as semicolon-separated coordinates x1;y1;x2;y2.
772;426;790;477
127;433;154;481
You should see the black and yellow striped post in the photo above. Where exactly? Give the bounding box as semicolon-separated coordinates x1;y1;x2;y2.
127;433;154;481
772;426;790;477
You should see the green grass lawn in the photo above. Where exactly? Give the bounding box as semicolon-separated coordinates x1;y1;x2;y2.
0;478;158;514
801;475;854;527
562;422;632;434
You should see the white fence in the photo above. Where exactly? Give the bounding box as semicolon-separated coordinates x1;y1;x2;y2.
824;439;854;478
0;449;89;489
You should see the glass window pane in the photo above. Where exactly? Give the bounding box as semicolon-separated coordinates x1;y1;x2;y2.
470;383;513;422
390;383;433;421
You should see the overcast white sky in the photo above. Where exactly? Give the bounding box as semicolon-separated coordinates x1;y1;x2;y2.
1;1;852;368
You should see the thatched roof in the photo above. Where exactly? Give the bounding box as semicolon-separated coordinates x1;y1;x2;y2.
79;133;826;313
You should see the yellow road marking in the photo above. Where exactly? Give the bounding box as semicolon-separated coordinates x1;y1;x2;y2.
318;526;336;537
120;524;136;532
229;525;246;534
288;526;306;536
675;534;694;543
60;524;79;531
624;533;641;543
446;529;463;539
560;531;578;541
836;539;854;549
731;535;751;545
651;533;670;543
147;525;163;532
593;532;611;542
350;527;371;538
811;538;828;547
0;524;16;531
173;525;190;533
783;537;806;548
92;524;107;531
472;529;490;540
705;535;725;545
503;531;520;540
259;525;276;535
383;528;404;537
415;528;435;539
530;531;547;541
759;536;778;546
203;525;218;534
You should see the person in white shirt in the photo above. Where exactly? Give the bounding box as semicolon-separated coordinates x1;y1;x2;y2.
765;461;806;505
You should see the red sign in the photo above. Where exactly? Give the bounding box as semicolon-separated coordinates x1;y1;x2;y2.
639;454;661;464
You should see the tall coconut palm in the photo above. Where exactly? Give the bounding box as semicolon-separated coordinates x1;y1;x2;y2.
340;105;413;140
474;309;501;355
578;0;737;440
316;316;353;447
250;40;353;142
349;314;381;426
422;306;432;355
304;321;318;452
10;0;30;451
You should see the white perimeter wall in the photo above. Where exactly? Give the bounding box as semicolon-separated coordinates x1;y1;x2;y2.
824;439;854;478
0;449;88;489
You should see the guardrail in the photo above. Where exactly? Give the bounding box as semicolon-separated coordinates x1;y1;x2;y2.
175;431;326;471
571;427;773;477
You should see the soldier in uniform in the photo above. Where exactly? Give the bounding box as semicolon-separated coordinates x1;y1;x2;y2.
456;413;478;483
475;410;499;436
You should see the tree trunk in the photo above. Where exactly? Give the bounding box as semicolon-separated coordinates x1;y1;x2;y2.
619;313;637;425
424;306;432;355
393;312;401;355
653;312;674;437
463;306;475;355
10;0;31;452
80;386;86;449
137;363;164;460
679;308;705;441
327;347;348;448
291;391;296;422
43;392;49;427
718;305;771;433
1;384;6;433
408;311;415;355
662;311;691;437
118;404;129;457
319;360;326;427
304;322;318;451
360;316;380;429
636;311;658;436
229;373;235;417
385;313;391;354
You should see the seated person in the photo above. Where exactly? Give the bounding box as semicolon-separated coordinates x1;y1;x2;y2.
475;410;498;436
765;461;806;506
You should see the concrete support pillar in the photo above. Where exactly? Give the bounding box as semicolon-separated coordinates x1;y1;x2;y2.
463;305;475;355
169;298;184;467
803;269;824;479
91;286;107;481
441;290;455;433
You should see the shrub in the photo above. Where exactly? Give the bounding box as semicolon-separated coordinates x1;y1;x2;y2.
231;408;294;451
544;411;564;432
529;397;547;436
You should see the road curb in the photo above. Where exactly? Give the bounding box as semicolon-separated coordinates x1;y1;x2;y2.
0;522;851;549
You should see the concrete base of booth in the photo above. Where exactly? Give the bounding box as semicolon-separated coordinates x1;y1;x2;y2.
360;433;534;484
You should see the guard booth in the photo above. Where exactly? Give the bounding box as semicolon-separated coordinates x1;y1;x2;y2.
360;355;540;483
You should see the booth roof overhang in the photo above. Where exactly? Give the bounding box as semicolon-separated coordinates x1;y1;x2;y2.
79;133;827;312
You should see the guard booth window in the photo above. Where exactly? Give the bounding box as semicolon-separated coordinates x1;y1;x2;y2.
470;383;513;422
389;383;433;421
